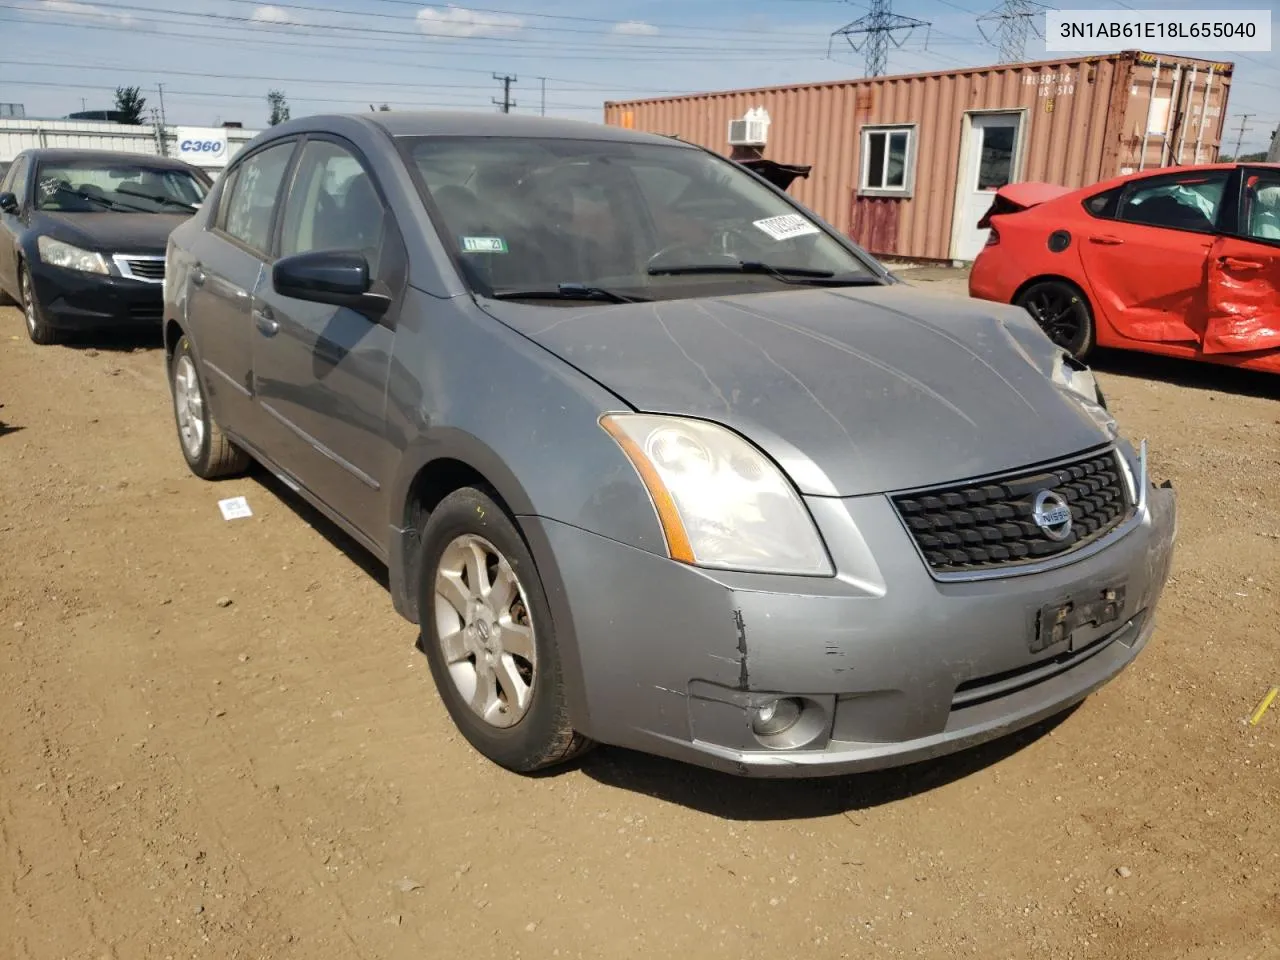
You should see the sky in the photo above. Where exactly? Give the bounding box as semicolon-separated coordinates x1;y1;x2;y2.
2;0;1279;154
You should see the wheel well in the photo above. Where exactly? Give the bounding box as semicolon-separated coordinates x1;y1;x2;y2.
1011;274;1091;308
398;458;512;622
164;319;184;362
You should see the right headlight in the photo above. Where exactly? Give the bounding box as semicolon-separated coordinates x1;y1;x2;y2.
600;413;833;576
36;235;109;275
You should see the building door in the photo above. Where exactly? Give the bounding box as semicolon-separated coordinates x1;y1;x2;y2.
953;111;1023;261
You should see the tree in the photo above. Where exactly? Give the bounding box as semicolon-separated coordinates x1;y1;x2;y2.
267;89;291;126
114;86;146;125
369;103;391;111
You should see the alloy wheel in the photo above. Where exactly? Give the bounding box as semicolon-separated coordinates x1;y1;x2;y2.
433;534;537;729
172;355;206;459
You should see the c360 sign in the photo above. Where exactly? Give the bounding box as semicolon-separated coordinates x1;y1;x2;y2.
174;128;230;166
180;138;224;155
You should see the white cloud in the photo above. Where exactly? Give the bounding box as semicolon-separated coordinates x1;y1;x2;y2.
25;0;133;24
611;20;659;37
416;4;523;39
250;5;294;24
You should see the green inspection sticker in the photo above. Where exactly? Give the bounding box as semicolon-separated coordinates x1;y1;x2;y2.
461;236;508;254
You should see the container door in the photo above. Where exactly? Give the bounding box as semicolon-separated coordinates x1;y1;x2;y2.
954;112;1022;261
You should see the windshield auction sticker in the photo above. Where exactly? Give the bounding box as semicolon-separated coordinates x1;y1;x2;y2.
461;237;508;254
1045;9;1270;52
752;214;821;241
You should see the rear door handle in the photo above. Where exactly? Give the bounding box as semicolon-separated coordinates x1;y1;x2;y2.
253;306;279;336
1220;256;1264;270
1089;235;1124;245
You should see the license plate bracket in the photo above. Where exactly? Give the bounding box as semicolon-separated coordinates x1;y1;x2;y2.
1032;584;1126;654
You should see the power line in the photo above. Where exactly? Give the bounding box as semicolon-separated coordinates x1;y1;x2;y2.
829;0;931;77
493;73;516;113
16;0;836;54
976;0;1045;63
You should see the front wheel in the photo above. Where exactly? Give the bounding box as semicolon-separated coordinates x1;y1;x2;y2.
19;263;59;345
416;486;593;773
169;334;250;479
1015;279;1096;359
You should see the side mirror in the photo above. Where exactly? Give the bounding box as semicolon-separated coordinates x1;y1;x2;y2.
0;192;18;214
272;250;391;319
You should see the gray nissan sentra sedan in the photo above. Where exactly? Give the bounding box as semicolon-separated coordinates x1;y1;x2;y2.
162;111;1177;778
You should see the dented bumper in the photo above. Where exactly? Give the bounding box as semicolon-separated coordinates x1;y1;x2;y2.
522;449;1177;779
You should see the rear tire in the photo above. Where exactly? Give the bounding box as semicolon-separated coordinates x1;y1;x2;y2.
169;333;250;479
416;486;593;774
1015;279;1096;359
19;263;59;346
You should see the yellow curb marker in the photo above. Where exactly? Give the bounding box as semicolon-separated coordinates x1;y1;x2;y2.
1249;686;1279;727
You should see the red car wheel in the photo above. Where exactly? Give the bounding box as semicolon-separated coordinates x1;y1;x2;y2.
1015;280;1096;359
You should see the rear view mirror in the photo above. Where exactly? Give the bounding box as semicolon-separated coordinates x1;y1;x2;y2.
272;250;391;319
0;192;17;214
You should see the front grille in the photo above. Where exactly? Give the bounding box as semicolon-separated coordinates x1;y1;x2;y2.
892;451;1132;574
124;258;165;280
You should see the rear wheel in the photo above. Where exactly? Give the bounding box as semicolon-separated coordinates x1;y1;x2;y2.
416;486;593;773
169;333;250;479
1015;279;1095;359
19;263;59;345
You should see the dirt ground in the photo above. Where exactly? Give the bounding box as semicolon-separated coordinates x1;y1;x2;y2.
2;275;1279;960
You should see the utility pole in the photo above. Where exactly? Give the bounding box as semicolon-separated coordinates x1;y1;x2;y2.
493;73;516;114
540;77;546;117
977;0;1045;63
156;82;169;156
829;0;930;78
1232;113;1254;159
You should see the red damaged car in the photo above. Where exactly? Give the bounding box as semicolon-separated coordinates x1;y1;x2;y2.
969;163;1280;374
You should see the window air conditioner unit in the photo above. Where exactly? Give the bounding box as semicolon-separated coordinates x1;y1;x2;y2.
728;112;769;146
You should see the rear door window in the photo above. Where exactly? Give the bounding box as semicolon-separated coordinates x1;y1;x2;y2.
220;142;296;256
1116;170;1229;234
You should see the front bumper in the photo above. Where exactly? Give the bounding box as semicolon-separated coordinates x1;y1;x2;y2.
29;261;163;331
523;443;1177;778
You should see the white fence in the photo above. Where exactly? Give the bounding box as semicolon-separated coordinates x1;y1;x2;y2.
0;118;261;177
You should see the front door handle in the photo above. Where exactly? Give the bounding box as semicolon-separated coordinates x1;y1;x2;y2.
191;266;206;286
1089;235;1124;245
1220;256;1264;270
253;306;279;337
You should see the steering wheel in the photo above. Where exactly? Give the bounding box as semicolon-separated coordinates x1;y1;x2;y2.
646;225;763;271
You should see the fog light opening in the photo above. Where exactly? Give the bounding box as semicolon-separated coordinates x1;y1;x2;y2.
751;698;803;737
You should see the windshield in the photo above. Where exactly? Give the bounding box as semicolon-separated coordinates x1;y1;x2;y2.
403;136;877;302
34;161;208;213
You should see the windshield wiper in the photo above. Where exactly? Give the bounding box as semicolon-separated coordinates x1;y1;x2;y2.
114;185;198;212
52;184;138;212
648;259;880;286
489;283;648;304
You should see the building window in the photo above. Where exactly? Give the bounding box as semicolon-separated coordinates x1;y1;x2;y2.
860;124;916;198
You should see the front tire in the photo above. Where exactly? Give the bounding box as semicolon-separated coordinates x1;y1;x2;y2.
416;486;593;773
169;333;250;479
1015;279;1096;359
19;263;59;345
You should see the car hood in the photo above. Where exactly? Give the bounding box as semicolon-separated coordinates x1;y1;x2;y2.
480;285;1115;498
32;211;189;253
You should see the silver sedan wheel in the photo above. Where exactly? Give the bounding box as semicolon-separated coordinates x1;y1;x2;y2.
21;271;36;335
172;355;206;459
433;533;537;729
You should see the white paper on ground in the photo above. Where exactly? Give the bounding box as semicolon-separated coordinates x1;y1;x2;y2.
218;496;253;521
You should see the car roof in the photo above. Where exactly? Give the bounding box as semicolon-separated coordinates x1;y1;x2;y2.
292;110;690;147
20;148;199;170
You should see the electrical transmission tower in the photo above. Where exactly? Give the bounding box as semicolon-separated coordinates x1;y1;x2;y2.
829;0;930;78
493;73;516;114
977;0;1046;63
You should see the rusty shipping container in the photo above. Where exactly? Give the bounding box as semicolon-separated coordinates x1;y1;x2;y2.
604;50;1233;263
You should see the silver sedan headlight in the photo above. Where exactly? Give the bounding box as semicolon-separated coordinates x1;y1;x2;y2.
601;413;833;576
1052;352;1116;437
36;236;109;275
